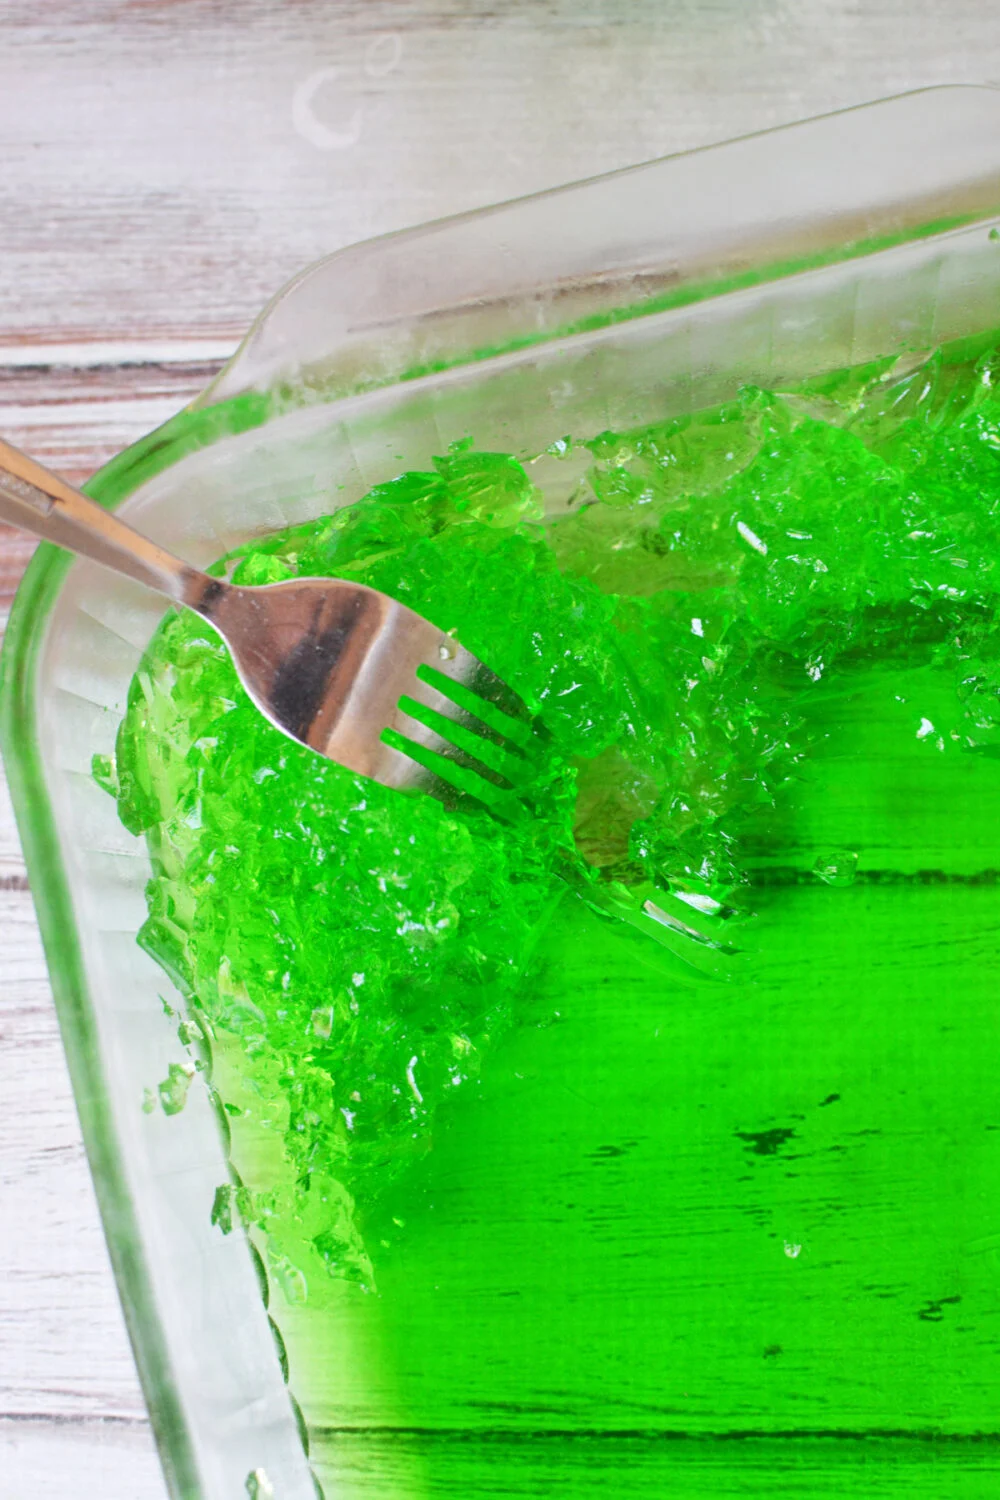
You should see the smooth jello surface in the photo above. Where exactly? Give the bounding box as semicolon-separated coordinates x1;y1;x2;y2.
101;345;1000;1496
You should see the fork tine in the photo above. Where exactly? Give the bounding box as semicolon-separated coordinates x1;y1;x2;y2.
380;724;524;820
406;668;532;765
416;660;536;751
397;693;531;787
444;648;534;723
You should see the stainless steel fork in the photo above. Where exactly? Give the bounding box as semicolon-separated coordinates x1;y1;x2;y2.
0;437;544;812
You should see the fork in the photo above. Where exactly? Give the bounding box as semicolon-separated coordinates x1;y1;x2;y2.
0;438;738;977
0;437;542;802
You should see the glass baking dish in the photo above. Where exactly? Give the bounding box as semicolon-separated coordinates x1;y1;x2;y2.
4;86;1000;1500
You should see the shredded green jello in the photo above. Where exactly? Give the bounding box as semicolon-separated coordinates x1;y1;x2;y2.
100;343;1000;1319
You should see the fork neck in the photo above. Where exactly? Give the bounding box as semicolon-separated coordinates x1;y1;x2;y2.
0;436;217;609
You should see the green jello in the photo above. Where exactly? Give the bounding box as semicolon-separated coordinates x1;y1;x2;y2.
102;343;1000;1497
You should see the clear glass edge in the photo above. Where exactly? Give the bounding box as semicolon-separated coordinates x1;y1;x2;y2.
201;82;1000;408
0;526;204;1498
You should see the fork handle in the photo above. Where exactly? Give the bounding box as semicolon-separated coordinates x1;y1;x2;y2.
0;436;210;606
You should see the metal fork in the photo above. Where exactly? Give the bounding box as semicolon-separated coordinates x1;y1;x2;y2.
0;437;545;813
0;438;738;977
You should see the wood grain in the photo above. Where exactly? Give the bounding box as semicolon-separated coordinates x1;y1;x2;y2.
0;0;998;349
1;3;999;1496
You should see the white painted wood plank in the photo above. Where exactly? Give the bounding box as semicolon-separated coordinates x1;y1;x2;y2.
0;358;224;487
0;1417;165;1500
0;0;998;347
0;901;144;1422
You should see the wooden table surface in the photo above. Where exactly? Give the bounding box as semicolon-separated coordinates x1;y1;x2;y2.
1;3;999;1494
